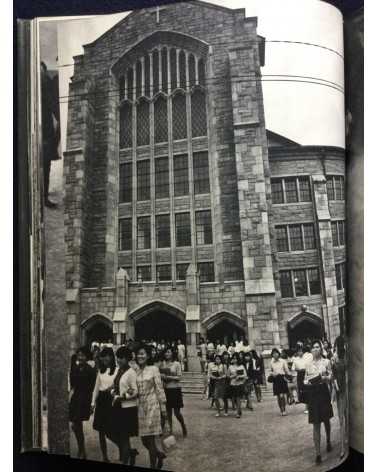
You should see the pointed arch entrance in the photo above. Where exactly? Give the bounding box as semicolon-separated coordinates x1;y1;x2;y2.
129;300;186;343
203;311;246;345
287;311;324;348
81;313;113;346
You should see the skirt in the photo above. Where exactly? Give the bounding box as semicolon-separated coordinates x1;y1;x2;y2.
230;384;245;398
93;391;113;432
296;370;308;404
213;378;226;399
69;391;92;422
307;383;334;424
272;375;289;396
165;388;184;409
110;405;139;438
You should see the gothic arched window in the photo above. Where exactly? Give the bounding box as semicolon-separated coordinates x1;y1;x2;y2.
144;54;150;97
179;50;186;88
191;88;207;137
136;60;142;98
189;54;196;87
172;92;187;140
137;98;150;146
126;68;133;100
154;95;168;143
119;101;132;148
170;48;177;90
161;48;168;93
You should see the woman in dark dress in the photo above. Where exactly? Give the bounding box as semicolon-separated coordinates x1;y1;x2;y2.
91;347;118;462
304;340;333;465
69;347;97;459
251;350;264;403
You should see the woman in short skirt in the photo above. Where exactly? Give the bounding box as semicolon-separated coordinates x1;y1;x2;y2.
110;346;139;466
91;347;118;462
304;340;333;465
208;354;227;417
69;346;97;459
160;347;187;437
221;351;232;414
269;348;290;416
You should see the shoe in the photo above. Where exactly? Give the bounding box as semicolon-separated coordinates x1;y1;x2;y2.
282;411;287;416
45;198;58;208
223;413;228;417
327;443;333;453
215;413;220;417
182;425;188;437
315;455;322;465
236;414;241;418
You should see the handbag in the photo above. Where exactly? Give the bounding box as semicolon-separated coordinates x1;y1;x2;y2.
267;374;274;383
162;423;176;451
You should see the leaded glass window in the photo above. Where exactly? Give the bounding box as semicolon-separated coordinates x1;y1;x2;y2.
193;151;210;194
191;89;207;138
289;225;303;251
195;210;212;245
179;50;186;88
276;226;289;252
137;265;151;282
137;216;151;249
119;102;132;148
170;48;177;90
137;99;150;146
162;47;168;93
153;49;159;95
271;179;284;204
119;162;132;203
280;270;293;298
198;262;215;282
308;268;321;295
293;269;307;296
155;157;169;199
174;154;189;196
156;214;171;248
175;213;191;246
189;54;196;87
127;68;133;100
298;177;311;202
136;60;142;98
119;218;132;251
137;160;150;201
172;92;187;140
285;178;298;203
303;223;316;249
176;263;189;281
157;264;171;281
154;96;168;143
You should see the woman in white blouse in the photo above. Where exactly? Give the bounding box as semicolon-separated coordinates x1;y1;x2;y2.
91;347;118;462
269;348;291;416
304;340;334;465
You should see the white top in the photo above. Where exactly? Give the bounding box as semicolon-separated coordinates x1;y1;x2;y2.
270;358;290;376
217;344;227;355
292;355;309;371
235;341;243;353
119;367;138;408
91;367;118;406
228;364;247;386
207;342;215;352
303;352;313;363
161;360;182;389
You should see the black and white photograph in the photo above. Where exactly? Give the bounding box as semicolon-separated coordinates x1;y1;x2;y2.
16;0;360;471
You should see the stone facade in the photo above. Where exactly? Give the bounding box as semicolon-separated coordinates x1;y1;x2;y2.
64;1;346;364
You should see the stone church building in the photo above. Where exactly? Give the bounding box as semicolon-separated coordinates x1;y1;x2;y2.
64;1;346;368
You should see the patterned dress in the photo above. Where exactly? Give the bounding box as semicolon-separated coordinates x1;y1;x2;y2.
136;365;167;436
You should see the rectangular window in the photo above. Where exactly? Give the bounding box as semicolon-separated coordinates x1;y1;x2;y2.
289;225;304;251
338;221;345;246
155;157;169;199
119;218;132;251
298;177;311;202
303;223;316;249
137;265;151;282
198;262;215;282
123;266;133;280
119;162;132;203
173;154;189;196
335;263;346;290
193;151;210;194
175;213;191;247
157;264;171;281
334;176;344;200
176;263;190;281
271;179;284;204
308;267;321;295
155;214;171;248
285;178;298;203
326;177;335;201
137;160;150;201
280;271;293;298
195;210;213;245
276;226;289;252
293;269;307;296
331;221;339;247
137;216;151;249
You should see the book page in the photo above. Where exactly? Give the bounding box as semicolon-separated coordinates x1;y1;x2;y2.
40;0;349;470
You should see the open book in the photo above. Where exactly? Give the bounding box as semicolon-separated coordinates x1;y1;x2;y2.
16;0;363;471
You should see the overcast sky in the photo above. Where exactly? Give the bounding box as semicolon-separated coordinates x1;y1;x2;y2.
54;0;344;150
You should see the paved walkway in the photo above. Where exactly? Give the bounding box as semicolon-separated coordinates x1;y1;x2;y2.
71;393;346;472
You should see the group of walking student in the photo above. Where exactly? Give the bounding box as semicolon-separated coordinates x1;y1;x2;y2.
69;342;187;469
267;336;348;464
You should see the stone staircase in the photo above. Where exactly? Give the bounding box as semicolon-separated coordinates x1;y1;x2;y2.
181;371;274;396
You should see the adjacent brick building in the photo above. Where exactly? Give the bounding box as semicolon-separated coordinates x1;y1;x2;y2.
64;1;346;369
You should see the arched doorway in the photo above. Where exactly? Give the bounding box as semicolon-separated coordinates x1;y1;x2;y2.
81;314;113;346
287;311;324;348
204;311;246;345
130;300;186;343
